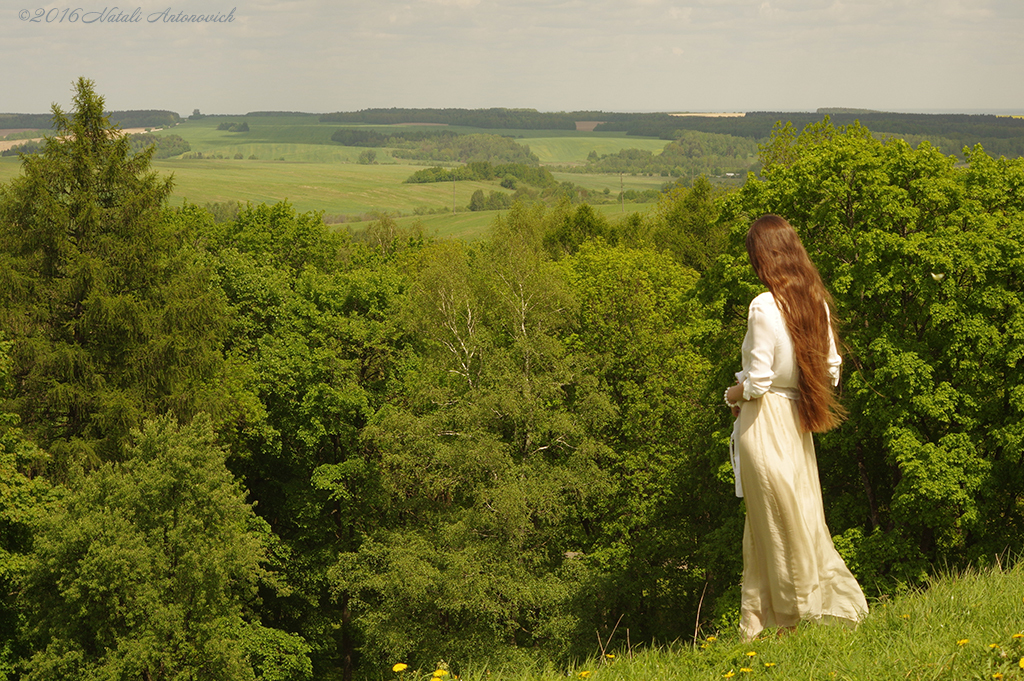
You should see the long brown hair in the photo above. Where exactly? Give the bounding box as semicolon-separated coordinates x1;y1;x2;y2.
746;214;844;432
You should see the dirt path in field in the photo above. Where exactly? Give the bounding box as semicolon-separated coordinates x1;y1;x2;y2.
0;127;157;153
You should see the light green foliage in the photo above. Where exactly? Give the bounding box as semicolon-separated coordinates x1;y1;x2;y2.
20;416;310;681
353;205;602;666
0;341;52;681
716;119;1024;586
340;202;722;668
197;205;410;677
0;78;227;468
561;240;724;642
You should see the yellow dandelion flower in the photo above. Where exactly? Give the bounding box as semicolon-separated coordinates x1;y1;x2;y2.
723;672;735;679
1013;633;1024;639
764;662;776;667
433;671;448;678
901;614;910;619
392;664;409;673
746;651;757;657
605;654;615;659
992;674;1003;680
706;636;717;642
700;643;709;650
740;668;753;673
990;644;1000;650
578;671;591;679
1019;657;1024;670
957;639;969;646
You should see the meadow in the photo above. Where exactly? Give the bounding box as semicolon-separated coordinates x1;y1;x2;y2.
430;562;1024;681
0;115;674;238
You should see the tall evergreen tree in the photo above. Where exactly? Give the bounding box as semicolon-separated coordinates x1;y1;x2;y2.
0;78;226;468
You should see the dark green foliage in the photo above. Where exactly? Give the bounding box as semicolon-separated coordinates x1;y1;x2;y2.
575;131;758;178
127;132;190;159
0;78;226;468
334;127;539;166
468;189;512;211
0;109;179;132
105;109;180;129
217;121;250;132
405;162;553;185
596;111;1024;160
0;342;52;681
0;114;54;130
331;128;457;147
649;175;725;271
320;108;577;130
542;202;611;258
20;416;310;681
391;134;539;165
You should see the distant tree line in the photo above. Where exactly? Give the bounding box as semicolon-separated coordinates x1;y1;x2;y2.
564;130;760;178
1;130;46;141
405;161;553;185
128;132;191;159
0;141;44;157
594;111;1024;159
334;129;539;165
3;131;190;160
331;128;457;147
394;133;540;164
0;109;179;131
320;107;579;130
107;109;180;128
0;113;53;129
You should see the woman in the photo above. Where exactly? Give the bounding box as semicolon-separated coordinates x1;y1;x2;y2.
724;214;868;641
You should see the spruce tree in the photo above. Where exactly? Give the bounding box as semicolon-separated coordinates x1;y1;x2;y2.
0;78;226;468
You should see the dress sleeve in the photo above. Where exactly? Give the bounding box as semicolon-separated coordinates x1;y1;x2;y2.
826;304;842;387
742;297;776;400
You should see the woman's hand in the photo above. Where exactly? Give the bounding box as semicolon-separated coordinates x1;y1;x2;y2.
726;382;744;418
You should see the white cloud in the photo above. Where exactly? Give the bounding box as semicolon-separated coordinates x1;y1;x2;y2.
0;0;1020;114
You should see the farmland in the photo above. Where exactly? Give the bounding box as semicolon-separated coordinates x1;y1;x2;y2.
0;114;677;238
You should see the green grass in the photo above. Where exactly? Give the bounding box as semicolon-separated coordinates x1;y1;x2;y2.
384;560;1024;681
521;136;669;164
0;156;22;184
152;159;506;215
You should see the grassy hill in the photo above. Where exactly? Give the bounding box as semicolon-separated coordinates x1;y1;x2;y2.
397;561;1024;681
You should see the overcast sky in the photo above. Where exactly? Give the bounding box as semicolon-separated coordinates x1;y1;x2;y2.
2;0;1022;117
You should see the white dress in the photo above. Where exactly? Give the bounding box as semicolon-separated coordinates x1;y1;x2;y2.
734;292;868;640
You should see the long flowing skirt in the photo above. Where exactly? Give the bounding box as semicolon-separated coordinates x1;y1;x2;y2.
737;392;868;640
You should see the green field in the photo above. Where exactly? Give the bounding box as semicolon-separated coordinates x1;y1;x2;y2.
519;135;669;164
0;115;676;239
148;117;669;166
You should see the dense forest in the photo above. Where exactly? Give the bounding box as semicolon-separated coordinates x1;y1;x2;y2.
594;111;1024;159
319;108;579;130
0;109;180;131
1;80;1023;681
